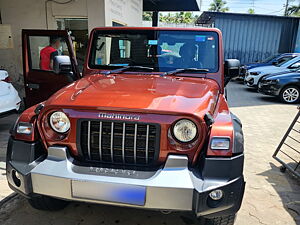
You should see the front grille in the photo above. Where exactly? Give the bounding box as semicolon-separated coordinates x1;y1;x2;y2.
79;120;160;166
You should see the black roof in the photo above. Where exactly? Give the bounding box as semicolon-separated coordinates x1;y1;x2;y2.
143;0;201;11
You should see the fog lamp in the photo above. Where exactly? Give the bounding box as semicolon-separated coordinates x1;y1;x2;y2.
16;122;33;135
209;189;224;201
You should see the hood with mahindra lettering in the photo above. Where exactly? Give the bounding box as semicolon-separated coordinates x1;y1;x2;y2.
45;74;220;116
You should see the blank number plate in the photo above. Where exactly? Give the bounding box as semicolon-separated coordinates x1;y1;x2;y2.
71;180;146;206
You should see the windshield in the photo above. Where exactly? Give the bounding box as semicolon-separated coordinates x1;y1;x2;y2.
261;54;279;63
89;30;219;73
275;56;296;67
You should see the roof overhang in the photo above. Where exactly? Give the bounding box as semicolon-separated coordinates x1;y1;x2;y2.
143;0;201;11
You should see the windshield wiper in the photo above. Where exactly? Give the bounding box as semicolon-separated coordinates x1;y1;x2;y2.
103;66;154;75
163;68;209;76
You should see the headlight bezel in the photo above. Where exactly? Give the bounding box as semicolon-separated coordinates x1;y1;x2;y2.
171;119;198;144
49;111;71;133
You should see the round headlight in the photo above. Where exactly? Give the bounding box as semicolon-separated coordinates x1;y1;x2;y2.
49;112;70;133
173;119;197;143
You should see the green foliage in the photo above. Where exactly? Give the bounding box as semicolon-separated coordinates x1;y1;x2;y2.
248;8;255;14
286;4;300;16
208;0;229;12
159;12;198;24
143;12;153;21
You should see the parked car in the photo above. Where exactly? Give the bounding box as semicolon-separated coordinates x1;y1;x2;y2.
239;53;300;80
245;55;300;88
258;70;300;104
0;70;21;117
7;27;245;225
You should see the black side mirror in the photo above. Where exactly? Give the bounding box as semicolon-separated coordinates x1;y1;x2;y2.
272;61;278;65
224;59;240;86
53;56;72;75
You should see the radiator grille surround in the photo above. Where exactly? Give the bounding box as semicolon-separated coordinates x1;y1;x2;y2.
78;119;160;166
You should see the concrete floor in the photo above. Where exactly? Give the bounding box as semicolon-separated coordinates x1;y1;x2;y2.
0;81;299;225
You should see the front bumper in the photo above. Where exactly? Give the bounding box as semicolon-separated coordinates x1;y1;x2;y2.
6;138;245;217
258;83;281;96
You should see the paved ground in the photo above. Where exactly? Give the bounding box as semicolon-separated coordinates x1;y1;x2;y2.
0;81;299;225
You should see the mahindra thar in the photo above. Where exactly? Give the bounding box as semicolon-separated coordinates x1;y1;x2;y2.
7;27;245;225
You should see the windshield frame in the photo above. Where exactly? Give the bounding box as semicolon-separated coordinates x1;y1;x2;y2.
87;28;220;74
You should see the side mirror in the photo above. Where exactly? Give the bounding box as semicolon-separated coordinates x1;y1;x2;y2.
272;61;278;65
224;59;240;86
53;56;72;75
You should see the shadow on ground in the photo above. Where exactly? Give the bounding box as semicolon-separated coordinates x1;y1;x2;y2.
258;163;300;224
0;196;199;225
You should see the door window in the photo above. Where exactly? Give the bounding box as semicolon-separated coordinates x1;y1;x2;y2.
28;36;70;71
289;61;300;69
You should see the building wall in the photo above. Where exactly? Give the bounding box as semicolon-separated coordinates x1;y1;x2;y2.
0;0;142;91
211;14;299;64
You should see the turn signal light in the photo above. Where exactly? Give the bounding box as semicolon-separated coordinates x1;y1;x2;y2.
16;122;33;135
210;137;230;150
3;76;12;83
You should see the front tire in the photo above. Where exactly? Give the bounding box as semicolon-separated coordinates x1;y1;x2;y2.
279;86;300;104
198;214;236;225
28;195;69;211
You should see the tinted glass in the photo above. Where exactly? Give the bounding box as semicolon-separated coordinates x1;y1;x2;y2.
276;56;296;67
89;30;219;73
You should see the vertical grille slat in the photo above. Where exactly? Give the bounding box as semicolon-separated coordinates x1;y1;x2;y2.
122;123;125;164
87;121;91;159
99;121;102;161
110;122;114;162
80;120;159;166
145;125;149;164
134;124;137;164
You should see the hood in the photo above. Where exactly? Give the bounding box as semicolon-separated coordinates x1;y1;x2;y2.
245;63;265;68
45;74;220;117
265;71;300;80
248;65;287;74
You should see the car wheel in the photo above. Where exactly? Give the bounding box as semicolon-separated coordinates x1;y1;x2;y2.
280;86;300;104
28;195;69;211
198;214;236;225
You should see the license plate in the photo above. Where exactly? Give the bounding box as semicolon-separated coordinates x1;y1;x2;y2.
72;180;146;206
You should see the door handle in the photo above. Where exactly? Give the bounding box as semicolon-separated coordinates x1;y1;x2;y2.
26;83;40;89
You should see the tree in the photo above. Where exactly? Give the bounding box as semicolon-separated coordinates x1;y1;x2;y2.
159;12;198;24
208;0;229;12
143;12;152;21
286;4;300;16
248;8;255;14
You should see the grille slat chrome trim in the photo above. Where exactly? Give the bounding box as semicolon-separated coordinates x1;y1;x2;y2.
134;124;137;164
145;125;149;164
99;121;102;160
87;121;91;159
122;123;125;164
110;122;114;162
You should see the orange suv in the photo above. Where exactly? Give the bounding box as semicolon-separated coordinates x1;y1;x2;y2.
7;27;245;225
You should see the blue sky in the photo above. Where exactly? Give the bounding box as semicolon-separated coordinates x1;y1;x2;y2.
200;0;288;15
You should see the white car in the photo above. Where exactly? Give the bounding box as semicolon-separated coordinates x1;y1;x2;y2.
0;70;21;117
245;55;300;88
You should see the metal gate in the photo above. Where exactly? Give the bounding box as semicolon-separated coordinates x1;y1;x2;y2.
273;107;300;178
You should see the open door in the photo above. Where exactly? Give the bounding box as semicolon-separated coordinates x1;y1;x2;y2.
22;30;81;108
